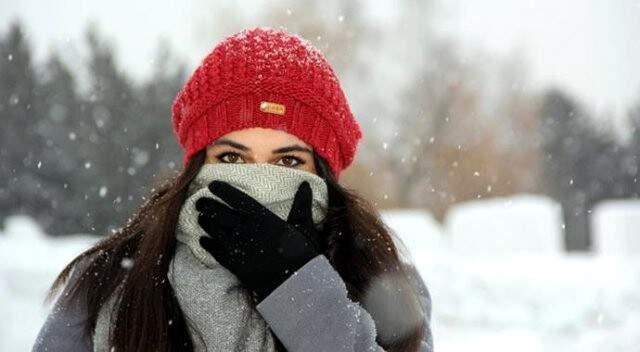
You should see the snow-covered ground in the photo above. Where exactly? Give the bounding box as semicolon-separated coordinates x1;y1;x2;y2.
0;216;98;351
444;195;565;255
2;195;639;351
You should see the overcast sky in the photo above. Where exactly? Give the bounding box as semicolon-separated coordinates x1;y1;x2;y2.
437;0;640;123
1;0;639;125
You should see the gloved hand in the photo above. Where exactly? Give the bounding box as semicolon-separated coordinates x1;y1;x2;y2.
195;179;323;302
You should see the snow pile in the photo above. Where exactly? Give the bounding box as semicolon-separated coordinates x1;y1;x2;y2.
592;200;640;256
381;209;448;262
444;194;564;255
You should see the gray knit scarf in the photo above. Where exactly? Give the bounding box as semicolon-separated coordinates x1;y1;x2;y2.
93;162;329;352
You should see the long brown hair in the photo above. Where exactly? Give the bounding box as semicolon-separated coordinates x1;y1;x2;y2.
44;148;427;351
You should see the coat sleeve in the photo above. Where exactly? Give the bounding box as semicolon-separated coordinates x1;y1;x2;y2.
32;258;94;352
255;254;434;352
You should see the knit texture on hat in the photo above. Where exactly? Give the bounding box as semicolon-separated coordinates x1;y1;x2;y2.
171;26;362;179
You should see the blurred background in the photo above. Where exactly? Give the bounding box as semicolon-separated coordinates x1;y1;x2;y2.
1;0;639;351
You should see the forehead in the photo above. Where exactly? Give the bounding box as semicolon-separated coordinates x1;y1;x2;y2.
215;127;311;148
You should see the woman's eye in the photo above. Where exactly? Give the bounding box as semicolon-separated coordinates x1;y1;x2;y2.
217;152;245;164
277;156;304;167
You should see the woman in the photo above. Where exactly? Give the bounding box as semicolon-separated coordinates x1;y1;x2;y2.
32;26;433;352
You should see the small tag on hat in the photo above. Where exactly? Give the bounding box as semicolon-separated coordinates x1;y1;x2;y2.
259;101;286;115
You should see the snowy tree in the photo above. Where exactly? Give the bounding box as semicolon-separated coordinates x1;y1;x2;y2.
0;21;47;228
540;89;629;251
33;50;86;234
0;20;187;236
623;101;640;197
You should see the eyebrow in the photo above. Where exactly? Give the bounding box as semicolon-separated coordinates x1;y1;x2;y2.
212;138;313;154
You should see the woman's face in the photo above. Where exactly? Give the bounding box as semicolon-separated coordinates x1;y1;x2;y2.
205;127;317;174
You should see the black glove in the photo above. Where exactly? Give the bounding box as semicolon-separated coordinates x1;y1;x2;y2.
195;179;323;302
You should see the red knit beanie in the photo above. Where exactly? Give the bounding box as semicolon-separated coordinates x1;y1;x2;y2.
171;26;363;179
